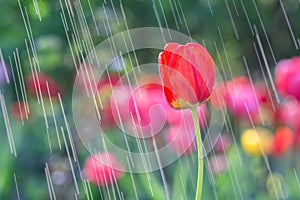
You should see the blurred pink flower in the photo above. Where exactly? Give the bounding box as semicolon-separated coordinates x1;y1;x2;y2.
275;57;300;101
84;153;124;187
225;77;260;118
166;104;207;128
165;105;207;155
110;84;132;125
112;84;170;137
209;154;228;174
213;133;232;153
95;73;121;130
276;98;300;131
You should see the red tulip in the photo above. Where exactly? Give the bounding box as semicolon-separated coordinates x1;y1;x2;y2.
11;101;30;121
225;77;260;118
158;42;215;109
275;57;300;101
272;126;294;157
26;73;63;98
84;153;124;187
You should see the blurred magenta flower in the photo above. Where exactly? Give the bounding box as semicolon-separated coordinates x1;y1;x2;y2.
209;154;228;174
158;42;215;109
166;124;196;155
225;77;260;118
165;105;207;155
271;126;294;157
110;84;132;124
275;57;300;101
26;73;63;99
84;153;124;187
127;83;168;138
213;133;232;153
276;98;300;131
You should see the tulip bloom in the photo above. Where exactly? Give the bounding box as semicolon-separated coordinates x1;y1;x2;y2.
158;42;215;109
225;77;260;118
159;42;215;200
275;57;300;101
84;153;124;187
276;98;300;131
111;82;169;138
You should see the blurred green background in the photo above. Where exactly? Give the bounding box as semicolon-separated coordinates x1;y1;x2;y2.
1;0;300;199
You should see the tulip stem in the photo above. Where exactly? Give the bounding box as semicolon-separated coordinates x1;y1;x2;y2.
191;107;203;200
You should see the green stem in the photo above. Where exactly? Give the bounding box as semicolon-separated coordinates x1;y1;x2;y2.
191;107;203;200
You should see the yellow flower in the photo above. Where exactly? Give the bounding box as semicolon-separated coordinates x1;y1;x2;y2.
241;127;273;156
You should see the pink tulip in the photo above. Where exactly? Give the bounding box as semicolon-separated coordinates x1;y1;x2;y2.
165;123;196;155
225;77;260;118
110;84;132;126
213;133;232;153
209;154;228;174
165;105;207;155
276;98;300;131
84;153;124;187
127;84;168;138
275;57;300;101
